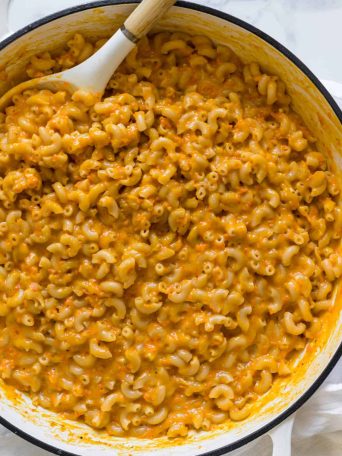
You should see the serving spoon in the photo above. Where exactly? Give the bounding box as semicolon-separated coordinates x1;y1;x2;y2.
0;0;176;109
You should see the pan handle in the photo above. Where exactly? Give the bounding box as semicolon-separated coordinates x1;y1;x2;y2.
269;415;295;456
0;0;10;38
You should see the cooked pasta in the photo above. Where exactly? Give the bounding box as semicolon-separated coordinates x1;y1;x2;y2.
0;31;341;439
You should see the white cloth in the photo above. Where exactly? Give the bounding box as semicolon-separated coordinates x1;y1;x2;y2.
0;1;341;455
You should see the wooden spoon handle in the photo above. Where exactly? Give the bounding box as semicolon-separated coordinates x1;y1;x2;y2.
123;0;176;42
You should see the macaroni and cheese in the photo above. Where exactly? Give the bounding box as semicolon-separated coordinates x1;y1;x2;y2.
0;31;341;438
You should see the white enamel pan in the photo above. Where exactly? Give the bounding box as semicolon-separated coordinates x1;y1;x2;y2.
0;2;341;456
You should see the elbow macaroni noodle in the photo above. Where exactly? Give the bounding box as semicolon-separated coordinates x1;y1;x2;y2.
0;31;341;439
